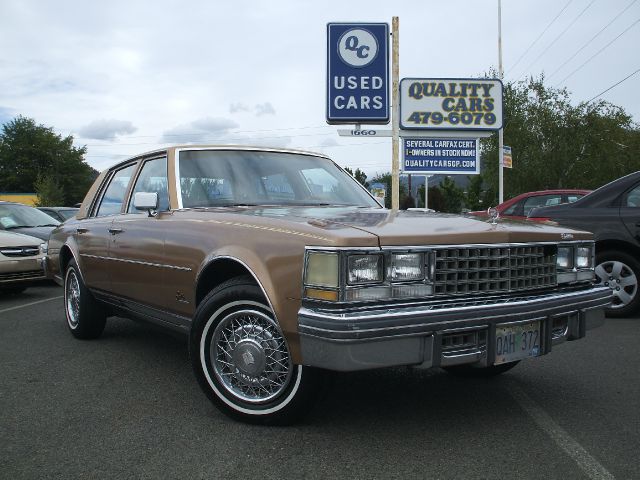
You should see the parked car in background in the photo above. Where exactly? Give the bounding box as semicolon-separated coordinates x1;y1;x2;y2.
37;207;79;222
46;146;609;424
469;189;591;220
0;201;60;241
529;171;640;317
0;231;47;294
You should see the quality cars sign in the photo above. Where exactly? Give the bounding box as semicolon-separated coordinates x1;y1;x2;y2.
326;23;389;124
400;78;503;130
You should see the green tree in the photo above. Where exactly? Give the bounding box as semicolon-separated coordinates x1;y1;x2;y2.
480;76;640;204
344;166;369;188
463;174;485;211
417;184;446;211
0;116;98;205
439;177;464;213
34;174;65;206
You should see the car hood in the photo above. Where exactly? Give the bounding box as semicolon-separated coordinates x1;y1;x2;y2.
232;206;593;246
0;231;44;246
6;226;55;241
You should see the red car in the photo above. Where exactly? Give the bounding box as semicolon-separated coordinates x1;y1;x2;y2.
469;189;591;220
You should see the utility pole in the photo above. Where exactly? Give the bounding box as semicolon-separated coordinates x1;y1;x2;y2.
498;0;504;204
391;16;400;210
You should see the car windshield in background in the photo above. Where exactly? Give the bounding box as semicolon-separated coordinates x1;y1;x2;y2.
0;204;60;230
177;150;380;209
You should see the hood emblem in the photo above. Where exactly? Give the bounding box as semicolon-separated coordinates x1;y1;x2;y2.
487;207;500;225
561;233;574;240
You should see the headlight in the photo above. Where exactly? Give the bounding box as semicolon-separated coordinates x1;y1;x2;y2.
557;246;573;269
390;253;424;281
348;254;383;284
39;242;48;255
575;246;592;269
304;251;338;287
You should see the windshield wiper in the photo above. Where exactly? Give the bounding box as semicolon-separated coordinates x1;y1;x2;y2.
4;225;31;230
35;224;59;227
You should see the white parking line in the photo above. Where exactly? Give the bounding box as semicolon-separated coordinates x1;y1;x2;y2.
509;384;615;480
0;296;63;315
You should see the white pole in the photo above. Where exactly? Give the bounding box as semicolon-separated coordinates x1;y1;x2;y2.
498;0;504;204
424;175;429;209
391;17;400;210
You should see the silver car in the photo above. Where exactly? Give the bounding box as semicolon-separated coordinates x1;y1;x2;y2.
0;231;47;294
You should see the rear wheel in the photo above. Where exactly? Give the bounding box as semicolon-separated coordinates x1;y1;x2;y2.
64;259;106;339
190;276;325;425
595;250;640;317
444;361;520;378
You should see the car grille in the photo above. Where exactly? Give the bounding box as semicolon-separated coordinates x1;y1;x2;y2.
433;245;557;296
0;270;44;281
0;246;40;257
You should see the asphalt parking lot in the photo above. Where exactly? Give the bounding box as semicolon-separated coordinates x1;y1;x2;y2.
1;284;638;479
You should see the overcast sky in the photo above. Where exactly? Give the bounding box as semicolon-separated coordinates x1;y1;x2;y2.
1;0;638;176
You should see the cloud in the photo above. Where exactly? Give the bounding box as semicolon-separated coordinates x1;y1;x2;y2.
255;102;276;116
161;116;239;144
229;102;251;113
318;137;339;147
230;102;276;116
78;119;137;140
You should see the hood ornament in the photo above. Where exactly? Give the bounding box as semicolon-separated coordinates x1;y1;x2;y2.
487;207;500;225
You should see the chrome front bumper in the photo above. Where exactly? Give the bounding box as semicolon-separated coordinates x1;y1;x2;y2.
298;286;611;371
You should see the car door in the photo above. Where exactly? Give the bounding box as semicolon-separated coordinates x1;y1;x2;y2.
76;163;137;292
619;182;640;245
108;156;172;316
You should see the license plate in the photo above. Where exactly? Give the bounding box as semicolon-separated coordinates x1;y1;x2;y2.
494;321;541;365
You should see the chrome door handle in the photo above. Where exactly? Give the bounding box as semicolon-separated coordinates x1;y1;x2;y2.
76;228;88;234
108;228;123;235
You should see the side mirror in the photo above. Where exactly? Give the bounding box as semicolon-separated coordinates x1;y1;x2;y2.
134;192;159;217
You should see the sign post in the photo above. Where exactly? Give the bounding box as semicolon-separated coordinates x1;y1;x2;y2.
391;17;399;210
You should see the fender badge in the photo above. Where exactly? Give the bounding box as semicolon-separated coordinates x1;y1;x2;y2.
561;233;574;240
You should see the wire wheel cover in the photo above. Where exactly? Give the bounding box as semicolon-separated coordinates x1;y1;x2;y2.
210;309;292;403
66;271;81;327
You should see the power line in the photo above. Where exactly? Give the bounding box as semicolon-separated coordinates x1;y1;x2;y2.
587;66;640;102
548;0;638;79
514;0;598;81
557;17;640;85
505;0;574;76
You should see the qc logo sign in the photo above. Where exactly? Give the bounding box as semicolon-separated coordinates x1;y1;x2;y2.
338;29;379;68
327;23;389;124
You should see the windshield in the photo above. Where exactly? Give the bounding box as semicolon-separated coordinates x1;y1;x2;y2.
177;150;380;208
0;203;61;229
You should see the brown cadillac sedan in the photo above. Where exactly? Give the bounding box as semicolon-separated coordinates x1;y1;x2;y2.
47;146;611;424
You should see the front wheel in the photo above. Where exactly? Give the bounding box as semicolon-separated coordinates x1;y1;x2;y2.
64;259;106;339
190;276;325;425
595;250;640;317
